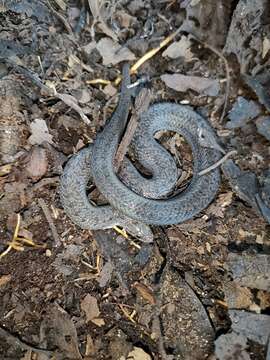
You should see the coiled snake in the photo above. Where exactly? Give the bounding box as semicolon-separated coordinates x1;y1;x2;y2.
60;64;223;241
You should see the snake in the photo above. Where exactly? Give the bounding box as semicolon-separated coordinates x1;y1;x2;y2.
60;64;223;241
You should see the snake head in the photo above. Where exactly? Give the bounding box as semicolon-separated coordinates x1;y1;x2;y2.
197;123;226;154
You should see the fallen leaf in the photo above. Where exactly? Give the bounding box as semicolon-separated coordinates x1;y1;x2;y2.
161;73;220;96
96;37;135;65
103;83;117;97
85;334;96;356
56;93;91;125
91;318;105;327
46;304;83;359
115;10;135;28
127;347;151;360
25;146;48;180
262;37;270;59
162;35;194;61
0;274;11;287
81;294;101;323
98;261;113;287
28;119;53;145
0;164;12;176
88;0;118;41
133;282;156;305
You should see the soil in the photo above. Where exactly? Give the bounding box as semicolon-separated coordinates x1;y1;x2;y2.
0;1;269;359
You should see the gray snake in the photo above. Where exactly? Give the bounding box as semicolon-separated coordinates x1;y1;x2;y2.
60;64;223;241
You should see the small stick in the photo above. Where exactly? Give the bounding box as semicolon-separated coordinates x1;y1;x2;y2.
198;150;237;176
114;88;152;171
38;198;61;247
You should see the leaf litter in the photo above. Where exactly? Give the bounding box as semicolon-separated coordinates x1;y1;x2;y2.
0;0;270;359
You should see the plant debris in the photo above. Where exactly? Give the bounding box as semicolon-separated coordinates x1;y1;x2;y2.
0;0;270;358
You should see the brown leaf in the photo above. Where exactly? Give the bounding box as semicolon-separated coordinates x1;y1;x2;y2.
96;37;135;65
47;304;83;359
98;261;113;287
0;274;11;287
133;282;156;305
127;347;151;360
81;294;100;323
161;74;220;96
88;0;118;41
25;146;48;180
91;318;105;327
162;35;194;61
28;119;53;145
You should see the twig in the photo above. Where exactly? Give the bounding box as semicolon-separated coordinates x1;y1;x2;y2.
0;325;53;356
38;198;61;247
188;34;230;123
114;88;152;171
198;150;237;176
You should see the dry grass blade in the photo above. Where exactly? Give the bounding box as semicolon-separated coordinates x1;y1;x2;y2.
0;214;45;260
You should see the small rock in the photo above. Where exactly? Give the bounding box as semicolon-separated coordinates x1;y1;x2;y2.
222;160;260;212
256;116;270;141
215;332;251;360
244;74;270;112
229;310;270;346
227;253;270;291
226;97;261;129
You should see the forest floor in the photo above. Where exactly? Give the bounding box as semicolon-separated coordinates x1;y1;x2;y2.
0;1;270;359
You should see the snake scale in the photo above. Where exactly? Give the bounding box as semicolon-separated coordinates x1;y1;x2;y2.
60;64;223;241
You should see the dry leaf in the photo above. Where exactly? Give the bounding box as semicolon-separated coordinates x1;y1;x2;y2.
161;74;220;96
28;119;53;145
96;37;135;65
162;35;194;61
103;83;117;97
85;334;96;356
56;93;91;125
0;164;12;176
91;318;105;327
133;282;156;305
262;37;270;59
25;146;48;180
81;294;100;323
47;304;83;359
0;274;11;287
98;261;113;287
88;0;118;41
115;10;135;28
127;347;151;360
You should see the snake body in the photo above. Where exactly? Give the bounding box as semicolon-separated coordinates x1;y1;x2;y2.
60;64;222;238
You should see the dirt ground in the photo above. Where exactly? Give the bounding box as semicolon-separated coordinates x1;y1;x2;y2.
0;1;270;359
